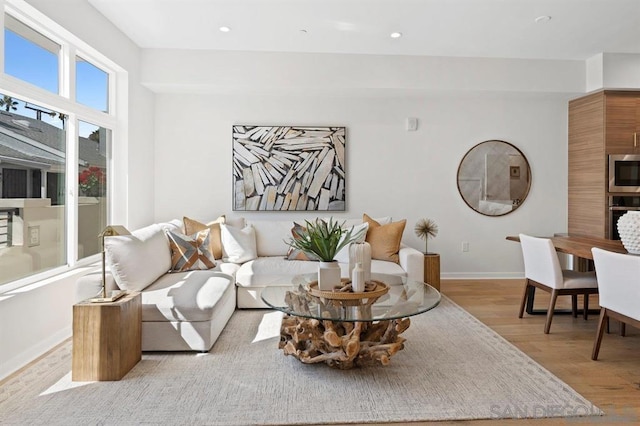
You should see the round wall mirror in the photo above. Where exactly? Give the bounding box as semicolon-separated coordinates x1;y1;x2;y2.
457;140;531;216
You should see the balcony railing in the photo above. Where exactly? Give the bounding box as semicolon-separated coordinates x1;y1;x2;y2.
0;208;19;248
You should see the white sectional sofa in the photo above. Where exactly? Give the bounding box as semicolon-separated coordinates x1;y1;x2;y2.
75;215;424;352
236;218;423;308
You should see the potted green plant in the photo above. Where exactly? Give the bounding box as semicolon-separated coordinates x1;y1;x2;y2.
287;218;366;290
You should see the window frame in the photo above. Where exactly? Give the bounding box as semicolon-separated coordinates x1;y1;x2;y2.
0;0;125;293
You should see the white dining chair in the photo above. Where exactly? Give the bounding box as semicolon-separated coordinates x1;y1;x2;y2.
518;234;599;334
591;248;640;360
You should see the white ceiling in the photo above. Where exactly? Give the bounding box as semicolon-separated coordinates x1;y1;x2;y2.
88;0;640;60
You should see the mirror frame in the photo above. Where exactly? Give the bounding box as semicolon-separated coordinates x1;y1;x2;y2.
456;140;532;217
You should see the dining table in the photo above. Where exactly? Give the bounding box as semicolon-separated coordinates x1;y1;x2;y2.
506;234;627;315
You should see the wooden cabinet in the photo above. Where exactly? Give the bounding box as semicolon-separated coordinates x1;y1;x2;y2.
568;90;640;239
604;93;640;154
72;292;141;381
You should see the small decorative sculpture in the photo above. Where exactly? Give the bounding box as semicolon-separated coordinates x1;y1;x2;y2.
415;218;438;254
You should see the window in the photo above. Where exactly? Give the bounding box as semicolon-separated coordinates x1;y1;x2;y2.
0;94;67;284
78;121;109;259
0;3;123;290
76;57;109;112
4;14;59;93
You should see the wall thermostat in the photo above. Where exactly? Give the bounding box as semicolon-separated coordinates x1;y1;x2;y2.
406;117;418;131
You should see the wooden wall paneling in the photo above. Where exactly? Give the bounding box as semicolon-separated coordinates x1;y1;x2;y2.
568;92;606;238
604;92;639;155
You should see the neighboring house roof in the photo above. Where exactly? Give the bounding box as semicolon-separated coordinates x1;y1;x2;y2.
0;110;106;170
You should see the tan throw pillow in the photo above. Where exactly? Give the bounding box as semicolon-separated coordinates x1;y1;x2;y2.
285;222;319;261
363;213;406;264
183;215;225;259
165;229;216;272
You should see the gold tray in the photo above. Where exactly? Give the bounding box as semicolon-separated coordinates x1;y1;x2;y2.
307;279;389;300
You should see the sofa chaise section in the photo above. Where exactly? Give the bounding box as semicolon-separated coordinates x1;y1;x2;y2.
75;221;237;352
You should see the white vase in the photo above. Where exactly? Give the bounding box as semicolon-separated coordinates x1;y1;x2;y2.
352;262;365;292
348;242;371;283
318;261;341;291
617;211;640;255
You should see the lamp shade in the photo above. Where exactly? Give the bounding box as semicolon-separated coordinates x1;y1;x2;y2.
99;225;131;239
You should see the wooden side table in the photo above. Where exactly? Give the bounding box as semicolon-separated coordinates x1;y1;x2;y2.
423;253;440;291
72;292;141;381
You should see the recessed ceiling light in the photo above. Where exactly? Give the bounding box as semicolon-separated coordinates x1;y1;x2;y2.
534;16;551;24
390;32;402;39
219;26;231;32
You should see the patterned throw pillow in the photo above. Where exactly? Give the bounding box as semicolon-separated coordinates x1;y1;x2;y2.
285;222;319;261
183;215;225;260
165;229;216;272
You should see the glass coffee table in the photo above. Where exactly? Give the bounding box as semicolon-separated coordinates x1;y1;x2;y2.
261;273;441;369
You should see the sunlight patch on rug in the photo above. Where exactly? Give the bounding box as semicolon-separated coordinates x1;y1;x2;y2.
252;310;283;343
40;372;92;396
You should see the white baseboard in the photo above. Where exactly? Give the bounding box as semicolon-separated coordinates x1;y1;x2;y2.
0;326;71;382
442;272;524;280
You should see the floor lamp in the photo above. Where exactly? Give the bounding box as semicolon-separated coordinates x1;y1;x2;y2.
90;225;130;303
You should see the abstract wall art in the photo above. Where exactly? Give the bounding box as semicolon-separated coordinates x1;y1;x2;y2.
232;125;346;211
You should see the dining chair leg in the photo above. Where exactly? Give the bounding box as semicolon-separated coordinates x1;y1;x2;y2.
592;308;608;360
583;294;589;320
571;295;578;318
518;281;530;319
620;322;626;337
544;289;559;334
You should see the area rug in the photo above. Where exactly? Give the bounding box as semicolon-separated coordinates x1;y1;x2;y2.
0;296;601;425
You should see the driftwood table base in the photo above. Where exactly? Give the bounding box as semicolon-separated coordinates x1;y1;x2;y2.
279;314;410;369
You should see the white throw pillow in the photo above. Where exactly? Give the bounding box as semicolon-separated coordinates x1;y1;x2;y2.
334;222;369;263
105;224;171;291
220;223;258;264
246;220;293;257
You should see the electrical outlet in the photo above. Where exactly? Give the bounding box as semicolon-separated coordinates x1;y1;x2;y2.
462;241;469;252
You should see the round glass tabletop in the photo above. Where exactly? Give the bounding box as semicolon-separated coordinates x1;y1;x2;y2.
261;273;441;322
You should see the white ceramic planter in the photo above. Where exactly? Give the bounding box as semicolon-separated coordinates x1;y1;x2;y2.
318;261;341;291
617;211;640;255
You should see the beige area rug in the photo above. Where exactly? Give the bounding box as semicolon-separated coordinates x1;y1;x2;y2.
0;296;601;425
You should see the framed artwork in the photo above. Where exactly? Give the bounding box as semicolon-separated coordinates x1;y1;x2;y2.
232;125;346;211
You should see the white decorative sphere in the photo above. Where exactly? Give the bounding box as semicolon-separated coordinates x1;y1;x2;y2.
617;211;640;255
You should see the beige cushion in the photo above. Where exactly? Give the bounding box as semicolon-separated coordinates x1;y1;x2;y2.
364;213;406;264
183;216;225;260
166;229;216;272
105;223;171;291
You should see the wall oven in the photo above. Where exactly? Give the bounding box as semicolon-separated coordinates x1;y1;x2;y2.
609;196;640;240
609;154;640;192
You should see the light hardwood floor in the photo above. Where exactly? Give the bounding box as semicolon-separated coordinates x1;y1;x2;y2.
369;279;640;426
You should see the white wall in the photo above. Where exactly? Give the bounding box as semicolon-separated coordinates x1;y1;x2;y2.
142;49;585;95
147;49;583;278
586;53;640;92
0;0;154;380
154;91;570;278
